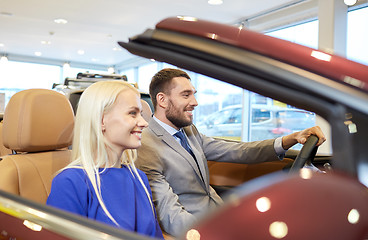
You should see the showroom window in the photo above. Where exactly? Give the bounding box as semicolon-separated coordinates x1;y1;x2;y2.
0;60;109;111
266;20;319;49
347;6;368;65
136;62;159;93
0;61;60;111
194;75;243;141
122;68;136;84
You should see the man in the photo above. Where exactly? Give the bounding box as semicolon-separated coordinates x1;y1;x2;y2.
136;68;326;237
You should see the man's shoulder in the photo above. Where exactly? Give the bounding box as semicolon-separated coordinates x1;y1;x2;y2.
183;124;203;142
184;124;200;134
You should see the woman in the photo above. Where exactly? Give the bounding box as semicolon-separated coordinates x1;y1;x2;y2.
47;80;163;239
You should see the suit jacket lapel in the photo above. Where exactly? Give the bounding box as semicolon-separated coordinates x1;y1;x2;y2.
149;119;207;187
183;128;209;188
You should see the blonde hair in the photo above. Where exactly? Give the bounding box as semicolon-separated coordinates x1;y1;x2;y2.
62;80;153;225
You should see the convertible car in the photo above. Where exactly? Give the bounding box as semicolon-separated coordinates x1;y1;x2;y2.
1;16;368;239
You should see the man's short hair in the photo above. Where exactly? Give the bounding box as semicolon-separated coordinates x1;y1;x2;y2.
149;68;190;110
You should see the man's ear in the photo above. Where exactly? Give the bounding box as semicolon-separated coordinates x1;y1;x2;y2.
157;92;168;109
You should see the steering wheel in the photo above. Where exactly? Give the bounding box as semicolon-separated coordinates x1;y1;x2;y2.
289;135;319;173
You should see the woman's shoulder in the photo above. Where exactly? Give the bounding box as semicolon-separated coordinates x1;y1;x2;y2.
54;167;86;182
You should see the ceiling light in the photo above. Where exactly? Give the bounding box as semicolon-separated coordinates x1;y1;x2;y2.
91;58;99;62
112;47;122;51
63;62;70;68
54;18;68;24
34;51;42;56
344;0;357;6
208;0;223;5
41;40;51;45
0;43;4;47
77;49;85;55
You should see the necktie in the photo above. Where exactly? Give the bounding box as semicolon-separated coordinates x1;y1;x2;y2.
174;131;194;158
174;131;204;182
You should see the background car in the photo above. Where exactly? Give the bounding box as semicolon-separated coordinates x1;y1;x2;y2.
53;72;154;114
197;104;315;143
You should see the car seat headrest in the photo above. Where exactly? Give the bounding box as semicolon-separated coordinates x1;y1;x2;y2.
141;99;152;122
2;89;74;152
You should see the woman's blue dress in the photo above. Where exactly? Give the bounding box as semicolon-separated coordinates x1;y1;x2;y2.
47;165;164;239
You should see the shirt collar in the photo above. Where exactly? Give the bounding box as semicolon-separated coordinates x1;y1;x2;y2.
152;115;181;136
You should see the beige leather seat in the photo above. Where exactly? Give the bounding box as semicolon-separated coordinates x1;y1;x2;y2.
141;99;152;122
0;121;12;157
0;89;74;204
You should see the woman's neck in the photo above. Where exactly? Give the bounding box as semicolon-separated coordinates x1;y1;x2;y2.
106;148;123;168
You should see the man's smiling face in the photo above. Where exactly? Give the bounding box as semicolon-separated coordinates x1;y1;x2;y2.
165;77;198;129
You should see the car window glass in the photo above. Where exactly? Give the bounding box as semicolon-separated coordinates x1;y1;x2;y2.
277;110;315;129
252;109;271;123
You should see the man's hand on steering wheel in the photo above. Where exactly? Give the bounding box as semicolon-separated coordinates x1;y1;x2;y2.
281;126;326;150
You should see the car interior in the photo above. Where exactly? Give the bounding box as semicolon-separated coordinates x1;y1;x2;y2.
0;81;331;202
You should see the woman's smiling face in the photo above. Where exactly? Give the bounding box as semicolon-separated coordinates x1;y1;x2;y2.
102;89;148;154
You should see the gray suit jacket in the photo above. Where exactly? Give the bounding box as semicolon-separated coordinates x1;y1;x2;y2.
136;118;279;236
